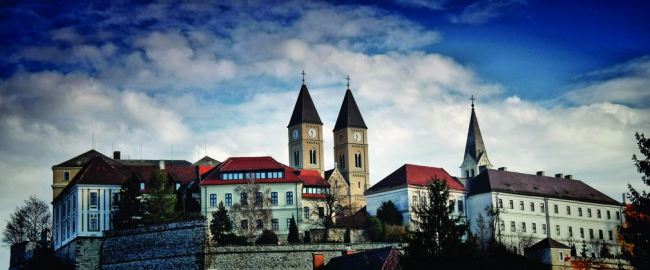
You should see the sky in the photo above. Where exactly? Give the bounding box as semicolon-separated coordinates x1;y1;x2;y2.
1;0;650;266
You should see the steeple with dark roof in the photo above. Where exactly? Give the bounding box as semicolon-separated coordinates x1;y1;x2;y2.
287;84;322;127
333;88;367;131
460;96;492;178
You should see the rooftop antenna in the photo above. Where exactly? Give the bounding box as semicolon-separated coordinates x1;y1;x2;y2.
204;138;207;157
470;95;475;109
346;75;350;89
301;70;306;85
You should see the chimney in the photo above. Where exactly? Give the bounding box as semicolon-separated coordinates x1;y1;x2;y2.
113;151;121;160
622;193;627;205
159;160;165;170
312;252;325;270
555;173;563;178
536;171;545;176
479;165;487;172
564;175;573;180
498;167;507;171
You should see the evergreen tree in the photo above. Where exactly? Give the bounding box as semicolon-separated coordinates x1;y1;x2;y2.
376;200;403;225
619;132;650;269
570;244;577;257
143;170;177;224
405;178;467;264
255;229;279;245
210;201;232;243
287;216;299;244
112;174;145;229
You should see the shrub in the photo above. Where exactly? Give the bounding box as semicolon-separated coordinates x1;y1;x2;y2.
287;216;299;244
384;225;407;242
377;201;403;225
255;229;279;245
367;216;384;242
219;233;249;245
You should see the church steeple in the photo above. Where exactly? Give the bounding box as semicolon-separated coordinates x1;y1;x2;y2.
460;96;492;178
333;87;367;131
288;77;324;174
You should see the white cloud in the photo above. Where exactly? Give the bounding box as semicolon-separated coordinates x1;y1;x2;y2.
449;0;526;25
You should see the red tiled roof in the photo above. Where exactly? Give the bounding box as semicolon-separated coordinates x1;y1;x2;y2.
302;193;327;199
218;156;287;171
166;166;199;184
365;164;464;194
200;156;303;185
299;170;329;187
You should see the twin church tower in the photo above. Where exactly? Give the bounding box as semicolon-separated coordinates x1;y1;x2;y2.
287;76;369;207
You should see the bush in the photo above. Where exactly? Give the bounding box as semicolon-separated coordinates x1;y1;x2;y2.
219;233;249;245
255;229;279;245
377;201;403;225
367;216;384;242
384;225;407;242
304;231;311;243
287;216;299;244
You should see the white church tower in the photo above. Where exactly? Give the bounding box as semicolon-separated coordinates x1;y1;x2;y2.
460;96;492;178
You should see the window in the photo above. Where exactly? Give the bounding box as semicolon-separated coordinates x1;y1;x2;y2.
304;207;310;219
541;203;545;213
287;218;292;229
358;182;361;189
272;219;279;230
450;199;455;210
309;150;317;165
225;193;232;206
240;220;248;230
499;220;505;231
616;211;620;220
63;171;70;181
89;213;99;231
589;229;594;239
90;192;98;208
175;182;181;190
498;199;503;209
458;200;464;213
532;223;537;233
554;204;558;214
566;206;571;215
597;209;601;218
255;192;263;206
509;200;514;209
286;192;293;205
608;230;613;240
556;225;561;236
530;202;535;211
466;170;470;178
521;222;526;233
240;193;248;206
598;230;603;240
510;221;516;232
471;169;475;177
339;154;345;169
559;251;564;262
210;194;217;207
293;150;299;166
519;201;524;210
607;210;611;219
578;207;583;217
413;196;418;207
140;182;145;191
318;207;325;218
587;208;592;218
542;224;547;235
580;228;585;238
256;219;263;229
354;153;362;168
569;226;573;237
271;192;278;205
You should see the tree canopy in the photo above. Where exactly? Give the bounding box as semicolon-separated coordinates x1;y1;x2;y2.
376;200;402;225
2;196;51;245
112;174;145;229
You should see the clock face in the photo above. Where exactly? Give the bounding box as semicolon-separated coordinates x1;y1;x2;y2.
308;128;317;138
353;132;362;142
292;129;299;140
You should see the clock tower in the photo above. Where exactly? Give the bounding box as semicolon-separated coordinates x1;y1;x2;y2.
288;82;325;175
333;82;369;210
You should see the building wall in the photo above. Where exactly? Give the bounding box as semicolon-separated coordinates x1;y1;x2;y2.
201;182;303;237
333;127;369;210
467;191;624;256
288;123;325;175
52;167;82;200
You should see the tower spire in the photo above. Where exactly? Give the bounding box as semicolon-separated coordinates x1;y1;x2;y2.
460;95;492;177
470;95;475;109
346;75;350;89
302;70;306;85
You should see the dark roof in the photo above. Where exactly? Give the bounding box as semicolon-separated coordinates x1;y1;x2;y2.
463;106;488;161
52;149;116;168
366;164;465;195
469;169;620;205
526;238;570;251
324;169;335;180
287;84;322;127
117;159;192;166
325;247;401;270
333;89;367;131
193;156;220;166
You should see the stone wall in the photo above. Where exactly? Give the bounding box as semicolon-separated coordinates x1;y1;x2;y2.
205;243;403;270
101;220;206;270
54;237;103;270
308;228;368;243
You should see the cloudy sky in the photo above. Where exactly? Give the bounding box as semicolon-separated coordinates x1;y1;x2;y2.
1;0;650;265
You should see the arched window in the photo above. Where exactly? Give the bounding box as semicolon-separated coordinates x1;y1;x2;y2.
293;150;299;166
339;154;345;169
465;170;470;178
309;149;317;165
354;153;362;168
471;169;475;177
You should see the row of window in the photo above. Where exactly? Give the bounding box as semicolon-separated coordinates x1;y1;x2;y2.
498;199;620;220
209;191;294;207
500;220;614;241
303;187;329;194
412;195;465;213
221;171;285;180
337;153;364;169
238;218;292;231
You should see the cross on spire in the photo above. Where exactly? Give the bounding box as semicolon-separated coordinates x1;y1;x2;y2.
346;75;350;89
470;95;475;108
301;70;306;84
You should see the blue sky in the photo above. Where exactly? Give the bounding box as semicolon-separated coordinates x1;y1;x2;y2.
1;0;649;266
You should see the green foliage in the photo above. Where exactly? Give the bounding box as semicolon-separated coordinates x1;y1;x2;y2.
210;201;233;244
303;231;311;243
383;225;407;242
112;174;145;229
143;170;177;224
377;200;403;225
367;216;384;242
255;229;279;245
287;216;300;244
219;233;250;245
619;132;650;269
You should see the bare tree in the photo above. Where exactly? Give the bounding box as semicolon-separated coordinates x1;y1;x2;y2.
3;196;51;245
229;177;272;242
305;177;349;241
475;213;488;249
